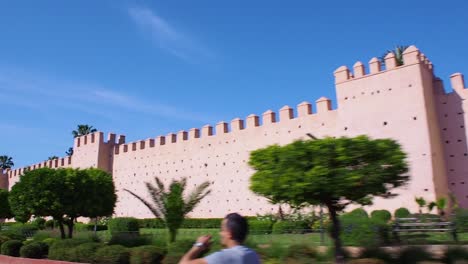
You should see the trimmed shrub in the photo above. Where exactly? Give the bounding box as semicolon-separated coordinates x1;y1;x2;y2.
348;208;369;218
249;219;274;234
70;242;103;263
1;239;23;257
31;217;46;230
130;245;165;264
86;224;108;231
441;246;468;264
48;238;90;261
272;221;309;234
0;235;10;247
19;241;48;259
348;259;385;264
396;246;432;264
394;207;411;218
109;217;140;234
94;245;130;264
42;237;58;247
181;218;222;228
454;208;468;232
370;210;392;223
109;233;151;247
359;247;393;263
339;216;389;246
138;218;165;229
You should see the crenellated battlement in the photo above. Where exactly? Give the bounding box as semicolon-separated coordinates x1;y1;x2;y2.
334;46;434;84
450;73;466;92
114;98;334;155
74;132;125;148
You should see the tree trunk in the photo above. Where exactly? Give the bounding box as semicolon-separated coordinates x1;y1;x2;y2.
326;203;345;264
57;219;66;239
278;205;285;221
94;217;98;236
67;217;75;238
168;228;177;243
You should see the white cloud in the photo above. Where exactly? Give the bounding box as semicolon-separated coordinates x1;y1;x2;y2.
128;7;213;62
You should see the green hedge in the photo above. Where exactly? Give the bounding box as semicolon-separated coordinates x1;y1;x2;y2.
94;245;130;264
272;221;309;234
130;245;165;264
0;239;23;257
48;238;90;261
109;217;139;234
348;208;369;218
70;242;103;263
0;235;10;247
19;241;48;259
31;217;46;230
454;209;468;232
248;219;274;234
138;218;224;229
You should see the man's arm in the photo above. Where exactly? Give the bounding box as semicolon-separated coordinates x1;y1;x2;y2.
178;235;211;264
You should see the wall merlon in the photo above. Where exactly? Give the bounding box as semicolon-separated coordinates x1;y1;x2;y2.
138;140;145;150
384;52;397;69
118;135;126;144
353;61;365;77
279;105;294;121
202;125;214;137
316;97;332;113
369;57;381;74
402;45;421;65
122;144;129;153
231;118;244;131
145;138;155;148
451;73;466;91
131;142;137;151
156;136;166;145
262;110;276;125
297;101;312;117
246;114;259;128
178;130;188;141
216;122;229;134
334;66;351;83
189;128;200;139
167;133;177;143
108;133;116;144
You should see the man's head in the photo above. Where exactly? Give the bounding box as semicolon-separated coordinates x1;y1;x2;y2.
220;213;249;246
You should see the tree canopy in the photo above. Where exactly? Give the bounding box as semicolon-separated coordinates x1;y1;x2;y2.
8;167;116;238
0;189;13;220
249;135;409;262
72;124;97;138
0;155;14;170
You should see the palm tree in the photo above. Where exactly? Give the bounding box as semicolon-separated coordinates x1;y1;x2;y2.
125;177;210;243
48;156;59;160
0;156;14;170
435;197;447;217
415;197;427;214
65;147;74;156
379;45;410;67
72;125;97;138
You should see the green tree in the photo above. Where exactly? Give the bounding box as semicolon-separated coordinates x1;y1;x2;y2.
72;124;97;138
379;45;410;67
0;189;13;223
435;197;447;217
125;177;210;243
248;136;409;263
9;168;116;238
0;155;14;170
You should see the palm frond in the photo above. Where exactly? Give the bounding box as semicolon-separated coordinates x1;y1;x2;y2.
124;188;165;220
183;181;211;214
145;182;166;216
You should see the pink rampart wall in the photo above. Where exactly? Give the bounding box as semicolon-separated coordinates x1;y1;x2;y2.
3;45;467;218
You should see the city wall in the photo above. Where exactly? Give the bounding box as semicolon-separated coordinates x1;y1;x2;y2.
3;46;467;218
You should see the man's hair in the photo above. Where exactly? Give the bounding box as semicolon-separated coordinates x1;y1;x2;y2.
224;213;249;243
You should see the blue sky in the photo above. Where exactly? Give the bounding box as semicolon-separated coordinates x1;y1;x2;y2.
2;0;468;168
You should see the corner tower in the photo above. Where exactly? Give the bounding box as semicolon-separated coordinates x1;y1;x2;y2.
333;46;449;208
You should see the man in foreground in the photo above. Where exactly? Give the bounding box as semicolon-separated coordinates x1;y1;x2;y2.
179;213;261;264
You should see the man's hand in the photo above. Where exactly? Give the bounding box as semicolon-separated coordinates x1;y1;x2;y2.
195;235;212;251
